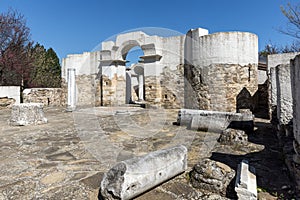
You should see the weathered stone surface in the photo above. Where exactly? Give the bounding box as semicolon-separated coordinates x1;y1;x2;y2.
218;128;248;146
185;64;258;112
23;88;66;107
0;97;15;109
10;103;47;126
291;55;300;148
100;145;187;200
190;158;235;195
189;115;230;132
0;107;295;199
235;160;257;200
276;64;293;135
177;109;254;132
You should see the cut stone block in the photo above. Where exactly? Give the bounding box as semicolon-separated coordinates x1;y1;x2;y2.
235;160;257;200
10;103;48;126
177;109;254;133
100;145;187;200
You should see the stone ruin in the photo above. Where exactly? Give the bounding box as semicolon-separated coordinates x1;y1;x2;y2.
62;27;259;112
268;52;300;195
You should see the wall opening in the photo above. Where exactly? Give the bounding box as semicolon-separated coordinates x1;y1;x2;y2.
124;46;145;103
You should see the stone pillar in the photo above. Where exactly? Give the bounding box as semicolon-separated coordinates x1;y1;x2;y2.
291;55;300;164
276;64;293;136
67;68;76;111
269;67;278;124
138;74;144;101
101;145;187;200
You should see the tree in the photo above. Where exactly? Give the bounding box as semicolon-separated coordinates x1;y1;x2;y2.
280;2;300;39
0;9;62;89
0;9;33;89
30;44;61;87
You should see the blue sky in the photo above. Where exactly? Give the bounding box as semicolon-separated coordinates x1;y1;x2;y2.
0;0;299;61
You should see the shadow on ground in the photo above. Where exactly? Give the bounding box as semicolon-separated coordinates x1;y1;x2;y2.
211;119;296;199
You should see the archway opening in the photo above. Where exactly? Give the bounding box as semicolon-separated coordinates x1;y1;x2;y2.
123;46;145;104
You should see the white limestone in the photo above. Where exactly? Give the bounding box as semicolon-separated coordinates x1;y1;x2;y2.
67;68;76;111
10;103;47;126
235;160;257;200
100;145;187;200
195;32;258;66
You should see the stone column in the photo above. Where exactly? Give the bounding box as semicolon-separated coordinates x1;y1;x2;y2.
138;74;144;101
67;68;76;111
101;145;187;199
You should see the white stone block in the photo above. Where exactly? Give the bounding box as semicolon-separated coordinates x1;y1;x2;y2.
10;103;47;126
235;160;257;200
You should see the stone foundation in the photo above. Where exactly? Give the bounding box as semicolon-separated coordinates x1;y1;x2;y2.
185;64;258;112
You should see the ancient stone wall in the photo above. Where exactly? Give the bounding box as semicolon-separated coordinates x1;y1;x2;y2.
185;32;258;112
291;55;300;145
144;65;184;108
23;88;67;107
100;74;126;106
268;52;300;120
185;63;257;112
75;74;101;107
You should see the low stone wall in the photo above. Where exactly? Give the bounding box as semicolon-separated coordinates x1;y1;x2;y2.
23;88;66;107
185;64;258;112
0;86;20;108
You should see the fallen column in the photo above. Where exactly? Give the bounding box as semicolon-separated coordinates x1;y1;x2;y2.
177;109;254;133
100;145;187;200
189;115;230;132
10;103;48;126
235;160;257;200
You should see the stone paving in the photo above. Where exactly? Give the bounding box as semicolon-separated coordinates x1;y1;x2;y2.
0;106;295;199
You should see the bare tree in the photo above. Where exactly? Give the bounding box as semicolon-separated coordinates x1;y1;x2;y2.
0;9;33;88
280;2;300;39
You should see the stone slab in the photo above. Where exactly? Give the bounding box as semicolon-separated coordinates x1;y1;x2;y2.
235;160;257;200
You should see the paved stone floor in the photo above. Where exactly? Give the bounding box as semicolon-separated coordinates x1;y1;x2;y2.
0;106;296;199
